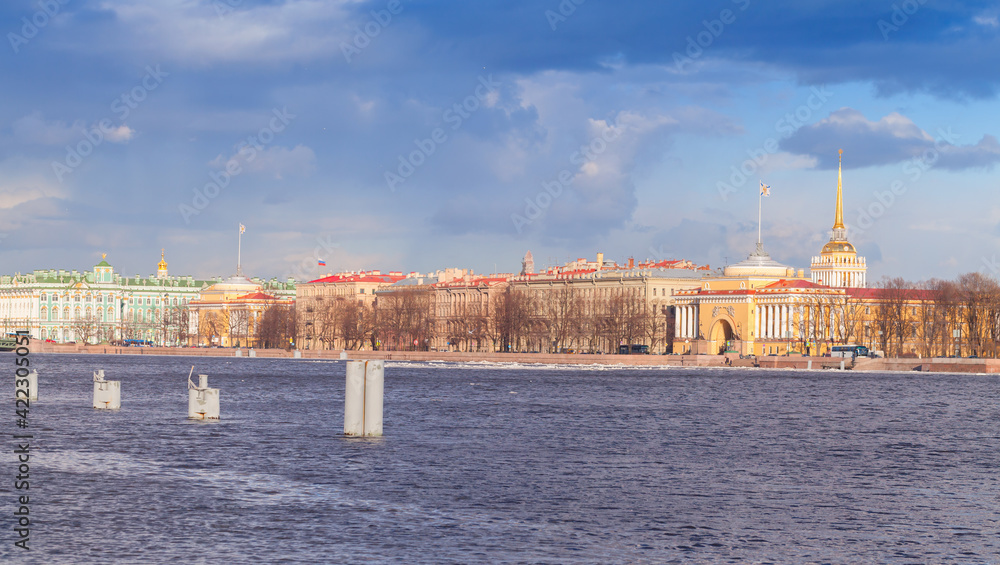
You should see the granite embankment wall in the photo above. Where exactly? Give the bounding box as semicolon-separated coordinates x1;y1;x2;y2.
24;342;1000;373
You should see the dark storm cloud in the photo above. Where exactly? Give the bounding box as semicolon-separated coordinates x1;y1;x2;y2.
780;108;1000;170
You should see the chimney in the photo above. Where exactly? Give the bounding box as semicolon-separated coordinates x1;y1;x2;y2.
628;257;634;269
596;252;604;269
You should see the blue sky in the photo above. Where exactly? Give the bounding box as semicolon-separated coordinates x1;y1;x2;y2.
2;0;1000;283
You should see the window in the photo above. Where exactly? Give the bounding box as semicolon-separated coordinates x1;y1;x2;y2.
40;293;47;301
360;288;365;294
865;306;870;314
74;295;80;302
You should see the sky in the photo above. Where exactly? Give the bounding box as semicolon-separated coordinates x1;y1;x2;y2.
2;0;1000;284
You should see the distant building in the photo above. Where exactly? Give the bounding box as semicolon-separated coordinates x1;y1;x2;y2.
0;251;295;345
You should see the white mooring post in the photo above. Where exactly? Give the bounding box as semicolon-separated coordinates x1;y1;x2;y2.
92;370;121;409
293;350;302;359
15;370;38;401
187;367;220;420
344;360;384;437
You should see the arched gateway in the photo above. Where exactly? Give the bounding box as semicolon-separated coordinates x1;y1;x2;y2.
709;319;735;355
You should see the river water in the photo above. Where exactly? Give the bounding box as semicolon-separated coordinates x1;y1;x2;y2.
4;354;999;564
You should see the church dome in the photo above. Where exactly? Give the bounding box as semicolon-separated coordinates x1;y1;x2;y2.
724;243;792;277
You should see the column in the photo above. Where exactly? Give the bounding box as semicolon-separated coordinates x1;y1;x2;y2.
693;305;699;338
682;306;689;338
755;305;760;339
781;304;788;339
674;306;681;338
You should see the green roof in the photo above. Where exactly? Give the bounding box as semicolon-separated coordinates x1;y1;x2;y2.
95;260;111;267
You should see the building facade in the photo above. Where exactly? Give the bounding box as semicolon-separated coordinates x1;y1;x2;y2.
0;252;295;345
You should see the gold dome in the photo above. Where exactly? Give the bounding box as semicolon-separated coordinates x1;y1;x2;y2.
820;241;856;254
157;249;168;270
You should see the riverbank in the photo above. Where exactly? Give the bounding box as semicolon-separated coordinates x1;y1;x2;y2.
21;342;1000;373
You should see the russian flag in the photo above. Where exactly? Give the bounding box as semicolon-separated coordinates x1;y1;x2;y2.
318;259;326;266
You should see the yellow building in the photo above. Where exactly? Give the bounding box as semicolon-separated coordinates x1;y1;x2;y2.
673;150;871;357
188;275;292;347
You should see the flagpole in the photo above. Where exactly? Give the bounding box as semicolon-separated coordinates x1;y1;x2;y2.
758;183;763;245
237;225;242;276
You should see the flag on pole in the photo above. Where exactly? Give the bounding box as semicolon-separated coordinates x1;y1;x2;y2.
318;259;326;266
239;223;246;234
760;181;771;196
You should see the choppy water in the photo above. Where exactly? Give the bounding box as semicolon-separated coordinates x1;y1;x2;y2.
3;354;1000;564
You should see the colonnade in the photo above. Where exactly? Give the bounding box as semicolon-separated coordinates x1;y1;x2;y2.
674;305;699;338
755;303;796;340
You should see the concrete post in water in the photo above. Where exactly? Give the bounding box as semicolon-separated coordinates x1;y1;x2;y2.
187;366;220;420
340;350;348;360
293;350;302;359
364;360;384;437
92;370;121;409
807;360;812;370
344;360;384;437
840;360;845;370
235;348;243;358
249;349;256;358
344;361;365;435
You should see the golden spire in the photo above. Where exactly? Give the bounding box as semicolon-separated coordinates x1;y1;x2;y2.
157;248;168;270
833;149;845;230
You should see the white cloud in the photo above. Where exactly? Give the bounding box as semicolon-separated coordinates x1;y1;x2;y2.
0;158;68;210
211;144;316;179
11;113;85;145
105;125;135;143
102;0;364;65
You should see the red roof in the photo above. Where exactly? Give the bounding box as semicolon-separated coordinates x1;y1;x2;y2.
306;273;405;284
236;291;277;301
846;287;939;300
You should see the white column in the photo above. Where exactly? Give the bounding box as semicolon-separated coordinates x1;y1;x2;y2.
675;306;682;338
693;305;699;338
755;305;760;339
682;306;689;338
781;305;788;339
